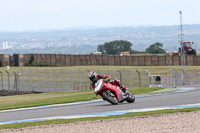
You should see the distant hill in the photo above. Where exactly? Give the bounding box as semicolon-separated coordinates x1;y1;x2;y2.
0;24;200;54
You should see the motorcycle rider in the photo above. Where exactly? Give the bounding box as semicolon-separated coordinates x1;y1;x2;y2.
88;71;128;101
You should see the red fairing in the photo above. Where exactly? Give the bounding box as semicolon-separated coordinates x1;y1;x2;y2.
99;81;122;100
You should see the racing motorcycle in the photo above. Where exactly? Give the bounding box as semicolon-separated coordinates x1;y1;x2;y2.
95;79;135;105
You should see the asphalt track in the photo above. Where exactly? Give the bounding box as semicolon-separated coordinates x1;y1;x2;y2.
0;87;200;124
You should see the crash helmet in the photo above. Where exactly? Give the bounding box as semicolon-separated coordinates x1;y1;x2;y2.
88;71;97;82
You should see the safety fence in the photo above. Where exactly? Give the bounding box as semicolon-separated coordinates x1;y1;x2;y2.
0;69;149;92
150;69;200;88
0;69;199;93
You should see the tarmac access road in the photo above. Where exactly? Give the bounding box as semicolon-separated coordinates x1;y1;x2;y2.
0;88;200;123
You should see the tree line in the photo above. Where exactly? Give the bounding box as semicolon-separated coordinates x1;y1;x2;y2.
97;40;166;55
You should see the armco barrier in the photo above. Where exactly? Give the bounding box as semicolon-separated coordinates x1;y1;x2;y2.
0;54;200;67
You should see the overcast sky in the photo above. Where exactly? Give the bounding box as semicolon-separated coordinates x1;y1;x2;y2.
0;0;199;31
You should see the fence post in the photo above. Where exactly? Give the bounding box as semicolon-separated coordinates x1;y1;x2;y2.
44;69;50;92
96;70;101;74
52;70;57;92
68;70;74;90
173;69;178;86
106;70;111;76
136;70;141;88
60;70;66;90
20;69;24;90
194;70;199;85
182;69;186;85
170;69;175;87
77;70;82;90
28;69;33;90
36;69;40;90
127;70;133;88
145;69;151;87
12;71;18;91
0;71;3;90
116;70;122;84
5;71;10;91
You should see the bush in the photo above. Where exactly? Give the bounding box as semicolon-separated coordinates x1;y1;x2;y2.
26;54;34;66
25;54;50;67
32;62;50;67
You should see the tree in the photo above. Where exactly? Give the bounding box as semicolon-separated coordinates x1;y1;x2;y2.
145;42;166;54
97;45;104;53
97;40;133;55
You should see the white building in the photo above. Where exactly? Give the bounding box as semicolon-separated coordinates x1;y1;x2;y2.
2;42;12;49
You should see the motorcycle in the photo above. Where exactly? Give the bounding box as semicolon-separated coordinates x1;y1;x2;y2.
94;79;135;105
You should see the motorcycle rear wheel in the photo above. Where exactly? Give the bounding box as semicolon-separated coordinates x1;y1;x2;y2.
102;90;118;105
126;90;135;103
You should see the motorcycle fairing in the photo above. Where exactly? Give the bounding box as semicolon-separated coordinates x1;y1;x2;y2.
100;81;123;100
95;79;104;94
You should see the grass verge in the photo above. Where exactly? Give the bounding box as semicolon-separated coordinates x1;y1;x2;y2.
2;65;200;75
0;87;164;111
0;107;200;130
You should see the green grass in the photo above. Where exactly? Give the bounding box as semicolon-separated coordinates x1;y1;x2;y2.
0;66;199;90
0;107;200;130
0;87;164;111
1;65;200;75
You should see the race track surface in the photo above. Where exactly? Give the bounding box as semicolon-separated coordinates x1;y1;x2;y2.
0;88;200;123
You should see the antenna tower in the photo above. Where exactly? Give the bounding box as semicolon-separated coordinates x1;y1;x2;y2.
179;11;185;71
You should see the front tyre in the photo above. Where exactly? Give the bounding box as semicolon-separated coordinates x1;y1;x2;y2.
126;90;135;103
102;90;118;105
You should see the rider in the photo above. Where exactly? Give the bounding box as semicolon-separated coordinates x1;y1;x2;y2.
88;71;127;92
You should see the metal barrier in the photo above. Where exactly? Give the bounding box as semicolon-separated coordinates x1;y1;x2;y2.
0;69;199;93
0;69;151;92
160;69;200;87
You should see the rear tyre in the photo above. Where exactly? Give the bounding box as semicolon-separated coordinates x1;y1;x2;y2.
193;49;197;56
126;90;135;103
102;90;118;105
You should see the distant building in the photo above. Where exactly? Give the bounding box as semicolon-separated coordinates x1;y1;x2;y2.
90;51;102;55
2;42;13;49
120;51;130;56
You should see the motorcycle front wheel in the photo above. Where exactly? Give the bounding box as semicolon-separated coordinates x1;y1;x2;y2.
125;90;135;103
102;90;118;105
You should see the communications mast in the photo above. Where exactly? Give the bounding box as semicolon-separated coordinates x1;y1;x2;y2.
179;11;185;72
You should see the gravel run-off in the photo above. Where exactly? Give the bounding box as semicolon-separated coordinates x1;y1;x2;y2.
1;110;200;133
